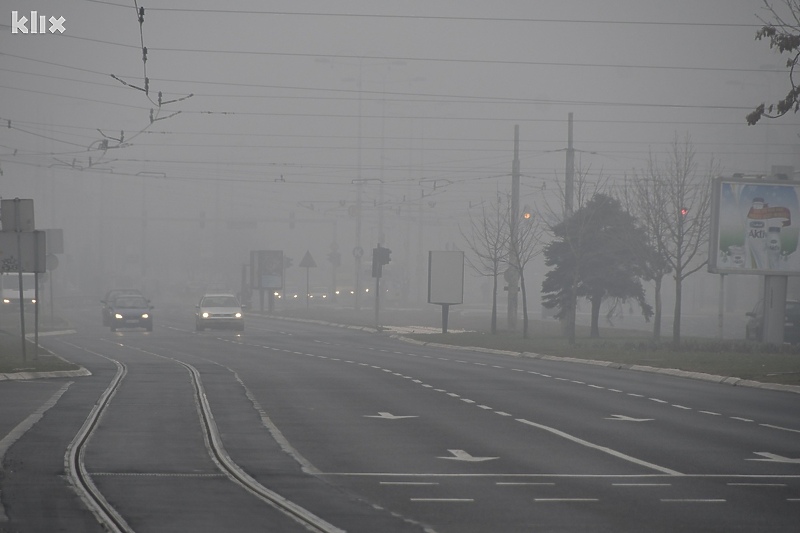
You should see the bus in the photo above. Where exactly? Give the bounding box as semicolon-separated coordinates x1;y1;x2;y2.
1;272;37;304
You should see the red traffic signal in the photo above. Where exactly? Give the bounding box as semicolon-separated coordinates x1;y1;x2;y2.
680;207;689;217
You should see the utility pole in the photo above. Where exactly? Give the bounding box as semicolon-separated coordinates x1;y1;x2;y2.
565;112;574;216
355;180;363;311
507;125;520;331
564;112;577;343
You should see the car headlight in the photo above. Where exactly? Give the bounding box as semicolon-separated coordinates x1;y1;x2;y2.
141;313;149;319
235;312;242;318
115;313;123;319
202;312;209;318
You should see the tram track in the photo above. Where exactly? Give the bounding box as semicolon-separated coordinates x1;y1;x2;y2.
62;338;344;533
61;342;133;533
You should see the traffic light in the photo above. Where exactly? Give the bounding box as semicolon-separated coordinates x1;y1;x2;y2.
680;207;689;218
372;245;391;278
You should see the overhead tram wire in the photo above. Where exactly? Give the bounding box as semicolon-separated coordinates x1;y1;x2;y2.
85;2;762;28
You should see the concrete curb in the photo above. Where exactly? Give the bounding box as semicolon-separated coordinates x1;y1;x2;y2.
394;335;800;395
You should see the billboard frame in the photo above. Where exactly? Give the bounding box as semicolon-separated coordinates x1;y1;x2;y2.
708;176;800;276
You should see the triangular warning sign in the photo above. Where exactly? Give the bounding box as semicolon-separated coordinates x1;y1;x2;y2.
299;250;317;268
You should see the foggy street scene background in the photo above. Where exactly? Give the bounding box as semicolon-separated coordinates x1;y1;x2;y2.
2;0;800;336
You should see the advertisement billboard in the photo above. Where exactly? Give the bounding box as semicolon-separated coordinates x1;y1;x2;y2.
250;250;284;289
708;177;800;275
428;251;464;305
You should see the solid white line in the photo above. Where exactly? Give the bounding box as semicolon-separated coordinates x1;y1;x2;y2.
0;381;72;459
727;483;786;487
516;418;682;476
760;423;800;434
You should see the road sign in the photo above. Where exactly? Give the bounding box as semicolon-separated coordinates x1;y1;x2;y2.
299;251;317;268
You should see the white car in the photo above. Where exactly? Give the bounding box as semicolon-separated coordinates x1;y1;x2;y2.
195;293;244;331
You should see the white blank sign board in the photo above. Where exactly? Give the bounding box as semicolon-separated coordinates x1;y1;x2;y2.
428;251;464;305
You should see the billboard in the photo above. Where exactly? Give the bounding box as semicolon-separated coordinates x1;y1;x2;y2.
428;251;464;305
708;177;800;275
250;250;283;289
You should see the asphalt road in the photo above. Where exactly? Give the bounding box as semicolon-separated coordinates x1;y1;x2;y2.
1;307;798;532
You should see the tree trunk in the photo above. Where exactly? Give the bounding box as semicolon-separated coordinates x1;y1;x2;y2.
653;275;663;341
590;293;602;338
521;274;529;339
566;273;578;344
491;271;498;334
672;270;682;346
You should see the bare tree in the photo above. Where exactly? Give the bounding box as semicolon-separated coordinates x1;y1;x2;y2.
646;134;715;345
747;0;800;125
460;196;509;334
620;167;673;341
506;195;545;338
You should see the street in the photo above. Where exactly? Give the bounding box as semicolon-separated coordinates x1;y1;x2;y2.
1;308;798;532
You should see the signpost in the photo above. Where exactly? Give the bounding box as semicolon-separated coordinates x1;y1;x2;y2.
428;251;464;333
299;251;317;309
0;199;45;361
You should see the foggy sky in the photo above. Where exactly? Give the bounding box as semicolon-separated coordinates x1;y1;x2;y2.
1;0;798;308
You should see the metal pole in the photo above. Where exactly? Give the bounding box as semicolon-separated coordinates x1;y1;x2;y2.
718;274;724;340
355;180;363;311
34;272;39;359
566;112;574;216
374;274;380;327
14;199;26;362
507;125;520;331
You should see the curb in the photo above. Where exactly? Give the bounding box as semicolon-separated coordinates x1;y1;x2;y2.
2;329;92;381
393;335;800;395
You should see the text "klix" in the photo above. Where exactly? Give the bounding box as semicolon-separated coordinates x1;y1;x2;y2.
11;11;65;34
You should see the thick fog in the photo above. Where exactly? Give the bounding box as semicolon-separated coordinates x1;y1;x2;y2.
1;1;799;331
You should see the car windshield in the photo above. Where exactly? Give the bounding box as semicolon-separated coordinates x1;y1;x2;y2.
114;296;148;308
202;296;239;307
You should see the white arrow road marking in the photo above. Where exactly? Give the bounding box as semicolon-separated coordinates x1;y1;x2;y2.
606;414;654;422
747;452;800;464
364;412;418;420
438;449;499;462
